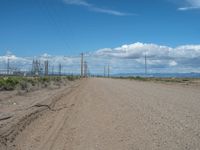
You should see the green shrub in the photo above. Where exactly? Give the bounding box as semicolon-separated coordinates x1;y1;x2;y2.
0;75;79;91
0;77;20;90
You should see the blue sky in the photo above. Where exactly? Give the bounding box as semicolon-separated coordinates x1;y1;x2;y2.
0;0;200;56
0;0;200;74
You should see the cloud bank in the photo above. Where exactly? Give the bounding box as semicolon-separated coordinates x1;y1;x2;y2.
63;0;134;16
91;42;200;73
94;42;200;59
1;42;200;74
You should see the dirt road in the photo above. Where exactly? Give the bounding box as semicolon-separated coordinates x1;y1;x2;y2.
3;78;200;150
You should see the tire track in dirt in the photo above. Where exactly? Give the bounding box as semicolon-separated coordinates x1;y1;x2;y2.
0;81;81;150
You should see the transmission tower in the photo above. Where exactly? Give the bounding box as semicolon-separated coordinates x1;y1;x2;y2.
32;60;40;76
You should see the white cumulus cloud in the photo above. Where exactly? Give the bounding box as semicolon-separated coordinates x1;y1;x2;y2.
91;42;200;73
94;42;200;59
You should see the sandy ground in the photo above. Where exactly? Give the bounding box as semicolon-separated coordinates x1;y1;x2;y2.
1;78;200;150
0;80;79;149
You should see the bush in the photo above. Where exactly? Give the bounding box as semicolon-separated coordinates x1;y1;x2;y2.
18;80;32;92
0;75;79;91
0;77;20;90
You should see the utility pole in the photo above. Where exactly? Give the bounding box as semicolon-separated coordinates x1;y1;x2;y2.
7;58;10;75
84;61;87;77
81;53;84;77
145;53;147;75
59;63;62;76
44;60;49;76
104;66;106;77
36;60;40;76
52;65;54;76
87;68;90;77
107;64;110;78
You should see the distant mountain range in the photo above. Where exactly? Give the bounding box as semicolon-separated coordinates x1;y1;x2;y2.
113;73;200;78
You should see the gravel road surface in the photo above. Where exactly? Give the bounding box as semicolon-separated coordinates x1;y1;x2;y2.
2;78;200;150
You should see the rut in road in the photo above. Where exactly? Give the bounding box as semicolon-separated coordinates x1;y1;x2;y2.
12;78;200;150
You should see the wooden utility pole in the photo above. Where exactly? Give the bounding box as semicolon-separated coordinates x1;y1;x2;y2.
52;65;54;76
81;53;84;77
145;53;147;75
107;64;110;78
7;58;10;75
104;66;106;77
44;60;49;76
59;63;62;76
84;61;87;77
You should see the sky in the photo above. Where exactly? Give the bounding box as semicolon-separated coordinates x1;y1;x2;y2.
0;0;200;74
